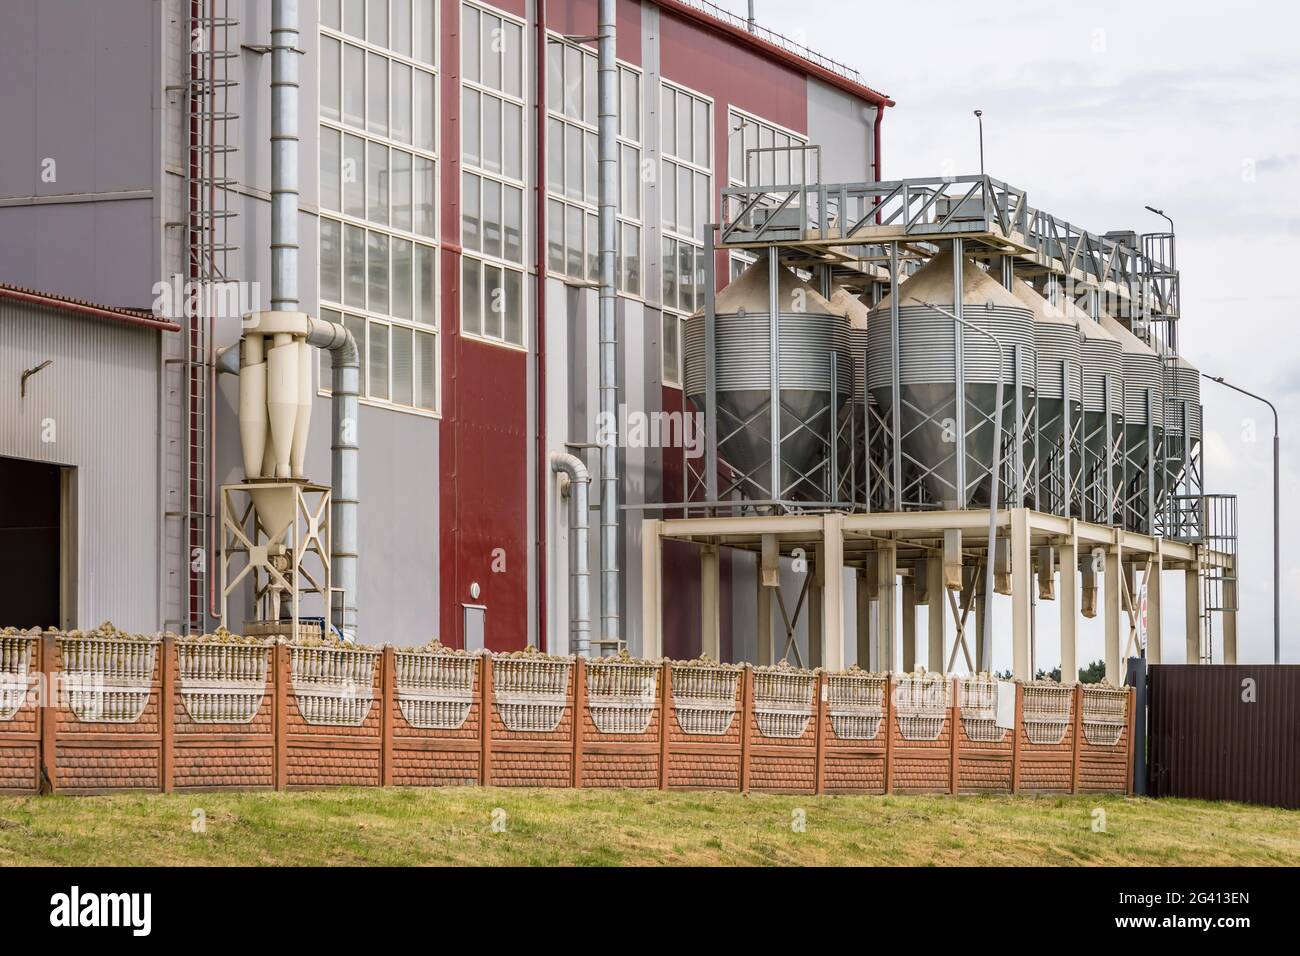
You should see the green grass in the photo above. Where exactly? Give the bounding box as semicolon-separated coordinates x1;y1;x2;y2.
0;788;1295;866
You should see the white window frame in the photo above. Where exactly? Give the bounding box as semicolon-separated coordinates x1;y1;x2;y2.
460;0;529;352
319;0;442;418
725;105;809;279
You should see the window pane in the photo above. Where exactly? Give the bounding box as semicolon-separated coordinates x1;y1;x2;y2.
504;269;523;346
368;231;390;313
694;99;709;167
663;312;679;384
503;184;523;264
391;62;411;144
343;44;365;128
565;124;582;200
367;53;388;136
565;204;582;277
367;142;389;224
503;21;522;99
743;120;757;182
547;43;562;113
344;224;367;307
415;243;436;325
583;130;597;205
695;172;710;241
320;218;342;303
679;241;695;312
564;45;582;119
729;114;743;182
414;156;435;238
462;88;480;166
391;238;413;320
415;330;437;409
662;160;676;232
620;68;639;140
547;198;564;273
662;236;677;310
585;212;598;282
677;163;691;235
321;126;341;211
369;321;390;400
759;125;774;185
676;92;692;160
368;0;388;46
620;143;639;217
546;117;563;194
343;133;365;217
461;6;480;84
413;69;434;152
343;0;364;39
322;0;341;31
482;95;502;173
462;258;481;335
391;0;412;57
461;171;480;252
660;85;676;156
321;37;341;122
502;101;523;181
482;177;501;258
391;325;414;406
391;149;412;232
481;14;502;90
413;0;435;66
483;263;503;339
621;222;640;295
583;52;597;124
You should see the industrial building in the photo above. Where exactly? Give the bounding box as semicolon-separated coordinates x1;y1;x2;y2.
0;0;1238;681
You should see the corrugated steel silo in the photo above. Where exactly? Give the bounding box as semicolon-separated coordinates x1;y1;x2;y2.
1100;314;1165;531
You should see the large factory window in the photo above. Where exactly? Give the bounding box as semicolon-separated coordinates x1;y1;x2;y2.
320;0;440;415
461;1;527;349
726;107;808;278
659;81;712;388
544;36;642;295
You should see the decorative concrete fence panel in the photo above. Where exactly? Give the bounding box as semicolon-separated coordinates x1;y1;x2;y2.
580;659;661;788
486;654;576;787
665;661;744;790
172;639;276;791
889;675;953;794
1018;682;1077;793
390;649;483;787
820;671;888;794
283;646;382;788
0;633;41;794
1078;684;1134;794
54;634;163;793
955;677;1014;793
747;665;818;794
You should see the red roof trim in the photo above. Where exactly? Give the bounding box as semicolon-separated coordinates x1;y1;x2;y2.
0;284;180;332
651;0;895;108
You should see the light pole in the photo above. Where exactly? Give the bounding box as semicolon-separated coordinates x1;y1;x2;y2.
1203;374;1281;664
913;297;1005;673
974;110;985;177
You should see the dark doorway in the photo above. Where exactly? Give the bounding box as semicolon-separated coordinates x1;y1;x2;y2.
0;457;62;628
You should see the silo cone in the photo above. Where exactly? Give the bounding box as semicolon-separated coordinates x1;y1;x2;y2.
867;249;1036;508
683;257;851;503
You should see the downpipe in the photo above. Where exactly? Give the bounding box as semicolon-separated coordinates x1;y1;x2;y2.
551;453;592;656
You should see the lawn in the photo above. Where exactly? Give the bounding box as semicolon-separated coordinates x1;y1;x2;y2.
0;788;1295;866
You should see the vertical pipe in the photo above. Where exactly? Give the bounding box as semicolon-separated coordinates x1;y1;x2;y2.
952;241;966;506
270;0;299;311
704;227;718;502
768;246;781;503
597;0;620;648
888;242;901;507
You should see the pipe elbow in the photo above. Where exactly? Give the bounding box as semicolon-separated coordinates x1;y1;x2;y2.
550;451;590;484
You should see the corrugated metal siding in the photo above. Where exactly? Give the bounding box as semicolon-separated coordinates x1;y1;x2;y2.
1148;664;1300;809
0;299;161;631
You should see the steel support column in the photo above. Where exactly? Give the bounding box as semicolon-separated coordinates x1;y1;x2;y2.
1010;508;1032;679
821;513;845;671
927;555;945;672
1059;524;1079;681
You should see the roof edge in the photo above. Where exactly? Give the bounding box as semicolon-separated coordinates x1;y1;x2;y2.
0;284;180;332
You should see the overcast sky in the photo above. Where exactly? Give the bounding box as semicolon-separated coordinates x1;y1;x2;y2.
721;0;1300;667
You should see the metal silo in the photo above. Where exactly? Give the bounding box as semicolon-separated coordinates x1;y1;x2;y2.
1163;353;1204;537
684;257;852;505
1099;314;1165;533
866;248;1037;509
1077;308;1124;524
1011;279;1082;516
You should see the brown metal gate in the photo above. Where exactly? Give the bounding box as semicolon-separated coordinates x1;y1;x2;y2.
1148;664;1300;809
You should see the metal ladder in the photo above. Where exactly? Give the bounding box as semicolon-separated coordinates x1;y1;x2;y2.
185;0;240;634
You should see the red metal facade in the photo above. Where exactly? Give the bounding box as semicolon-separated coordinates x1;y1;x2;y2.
1148;664;1300;809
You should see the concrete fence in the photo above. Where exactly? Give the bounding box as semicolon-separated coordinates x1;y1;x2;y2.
0;634;1134;796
